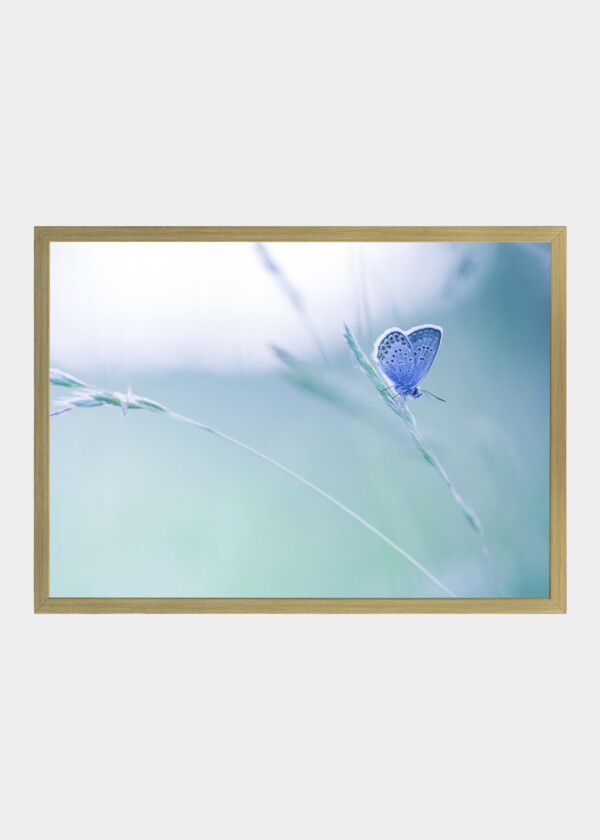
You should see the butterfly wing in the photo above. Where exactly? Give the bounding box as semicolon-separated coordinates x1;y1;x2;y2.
373;328;416;392
405;325;443;387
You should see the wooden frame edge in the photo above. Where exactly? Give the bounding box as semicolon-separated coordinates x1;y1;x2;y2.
34;226;566;614
34;228;50;611
549;228;567;612
33;226;565;243
35;597;565;614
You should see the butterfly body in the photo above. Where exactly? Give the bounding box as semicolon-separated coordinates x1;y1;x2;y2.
373;324;443;399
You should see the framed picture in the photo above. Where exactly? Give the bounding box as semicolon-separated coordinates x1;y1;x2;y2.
34;227;566;613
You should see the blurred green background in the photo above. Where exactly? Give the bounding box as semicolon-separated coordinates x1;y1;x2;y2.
50;242;550;598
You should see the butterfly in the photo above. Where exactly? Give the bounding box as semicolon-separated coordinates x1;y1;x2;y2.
373;324;444;400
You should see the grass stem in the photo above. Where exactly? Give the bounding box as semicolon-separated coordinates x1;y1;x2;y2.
344;324;503;592
50;367;457;598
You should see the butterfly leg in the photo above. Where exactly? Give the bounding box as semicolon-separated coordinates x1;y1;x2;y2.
377;384;397;397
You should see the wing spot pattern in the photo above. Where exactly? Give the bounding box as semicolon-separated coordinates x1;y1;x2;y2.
375;326;441;394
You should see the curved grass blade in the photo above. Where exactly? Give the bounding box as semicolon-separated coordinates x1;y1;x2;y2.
255;243;328;362
343;324;503;591
50;367;457;598
272;345;362;415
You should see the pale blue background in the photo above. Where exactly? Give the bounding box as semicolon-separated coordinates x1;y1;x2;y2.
49;242;550;597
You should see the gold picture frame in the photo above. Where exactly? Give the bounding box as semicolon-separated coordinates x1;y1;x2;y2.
34;226;566;613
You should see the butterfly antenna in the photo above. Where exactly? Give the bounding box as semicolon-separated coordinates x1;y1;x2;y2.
422;389;446;402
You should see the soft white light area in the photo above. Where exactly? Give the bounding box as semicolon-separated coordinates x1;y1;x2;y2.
50;241;487;374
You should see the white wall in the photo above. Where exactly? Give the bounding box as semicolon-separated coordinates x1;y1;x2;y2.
1;2;595;838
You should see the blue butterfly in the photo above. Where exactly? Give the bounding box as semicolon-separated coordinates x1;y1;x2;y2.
373;324;444;400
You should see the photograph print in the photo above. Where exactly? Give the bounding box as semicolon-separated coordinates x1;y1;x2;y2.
43;232;558;606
